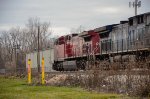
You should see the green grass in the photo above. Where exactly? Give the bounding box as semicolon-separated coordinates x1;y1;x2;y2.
0;76;120;99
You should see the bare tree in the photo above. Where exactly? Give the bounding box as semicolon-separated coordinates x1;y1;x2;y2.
0;38;4;69
26;17;52;51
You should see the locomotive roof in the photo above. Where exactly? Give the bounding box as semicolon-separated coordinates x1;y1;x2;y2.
78;30;94;37
54;33;78;44
120;21;128;24
129;12;150;19
57;33;78;39
78;24;118;37
94;24;118;34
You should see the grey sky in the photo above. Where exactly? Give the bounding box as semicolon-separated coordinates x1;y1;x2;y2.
0;0;150;36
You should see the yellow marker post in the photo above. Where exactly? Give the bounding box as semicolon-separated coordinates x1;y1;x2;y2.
28;59;31;84
41;57;45;84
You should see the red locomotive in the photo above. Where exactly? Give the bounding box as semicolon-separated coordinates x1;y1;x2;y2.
53;30;101;71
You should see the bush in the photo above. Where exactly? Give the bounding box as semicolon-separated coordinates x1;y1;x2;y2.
132;81;150;97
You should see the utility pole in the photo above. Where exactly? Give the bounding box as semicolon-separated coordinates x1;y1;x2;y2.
13;44;16;73
37;25;40;73
13;43;20;74
129;0;141;16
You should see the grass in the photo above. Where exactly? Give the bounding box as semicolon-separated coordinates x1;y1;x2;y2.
0;76;120;99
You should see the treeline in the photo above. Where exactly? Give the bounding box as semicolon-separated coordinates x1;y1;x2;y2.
0;17;53;73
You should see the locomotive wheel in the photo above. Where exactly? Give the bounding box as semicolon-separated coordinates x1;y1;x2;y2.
76;60;86;70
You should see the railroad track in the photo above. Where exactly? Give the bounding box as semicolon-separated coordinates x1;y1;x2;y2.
46;70;86;75
46;69;150;75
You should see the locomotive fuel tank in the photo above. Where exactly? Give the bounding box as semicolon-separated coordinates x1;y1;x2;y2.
63;61;77;71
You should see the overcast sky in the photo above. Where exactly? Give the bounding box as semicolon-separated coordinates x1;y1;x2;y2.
0;0;150;36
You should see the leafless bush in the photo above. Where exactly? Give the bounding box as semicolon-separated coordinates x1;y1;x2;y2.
131;77;150;97
43;59;150;98
77;60;150;97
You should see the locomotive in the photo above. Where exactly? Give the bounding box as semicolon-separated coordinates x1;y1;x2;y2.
53;12;150;71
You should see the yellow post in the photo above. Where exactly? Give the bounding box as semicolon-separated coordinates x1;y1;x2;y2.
41;57;45;84
28;59;31;84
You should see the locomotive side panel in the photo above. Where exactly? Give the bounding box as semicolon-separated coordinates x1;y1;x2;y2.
72;36;84;57
110;23;128;53
65;42;73;57
89;31;100;54
54;44;65;61
80;30;100;56
144;14;150;48
145;25;150;48
54;36;65;61
82;41;92;56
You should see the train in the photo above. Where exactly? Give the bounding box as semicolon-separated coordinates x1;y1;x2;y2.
53;12;150;71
